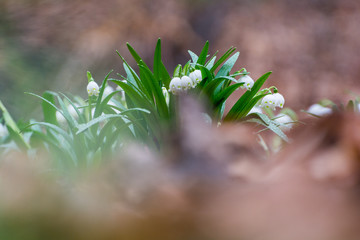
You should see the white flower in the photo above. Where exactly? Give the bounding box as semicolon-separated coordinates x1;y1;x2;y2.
162;87;170;105
274;113;293;131
87;81;100;96
307;104;332;116
56;104;80;125
239;75;254;91
56;111;66;125
273;93;285;108
116;81;127;102
103;85;114;99
261;94;276;110
247;106;263;115
181;76;193;90
0;124;8;138
169;77;182;94
189;70;202;87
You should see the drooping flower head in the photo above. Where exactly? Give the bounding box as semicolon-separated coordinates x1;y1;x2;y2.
239;75;254;91
189;70;202;87
169;77;182;94
87;81;100;97
307;104;332;116
181;76;193;90
273;93;285;108
261;94;276;110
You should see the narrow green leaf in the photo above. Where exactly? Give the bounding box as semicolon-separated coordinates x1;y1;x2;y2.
94;70;113;118
76;109;149;134
197;41;209;65
139;64;169;118
213;82;244;108
126;42;150;70
216;52;239;77
225;72;272;121
42;91;57;125
210;47;236;72
188;50;199;63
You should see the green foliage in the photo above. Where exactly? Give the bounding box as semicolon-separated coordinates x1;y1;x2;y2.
0;39;290;170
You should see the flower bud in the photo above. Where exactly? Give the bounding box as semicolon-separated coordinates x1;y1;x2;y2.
87;81;100;96
162;87;170;105
239;75;254;91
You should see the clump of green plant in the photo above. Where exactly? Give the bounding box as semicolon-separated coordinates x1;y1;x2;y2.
0;39;291;170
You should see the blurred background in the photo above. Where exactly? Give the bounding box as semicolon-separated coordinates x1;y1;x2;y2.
1;0;360;120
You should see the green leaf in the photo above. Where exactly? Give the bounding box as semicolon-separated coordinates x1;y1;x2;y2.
246;113;289;142
210;46;236;72
25;122;73;143
188;50;199;63
197;41;209;65
94;70;113;118
139;64;169;118
173;64;182;78
213;82;244;108
225;72;272;121
205;55;217;70
42;91;57;125
216;52;239;77
0;100;30;150
126;42;150;70
76;109;149;134
153;38;171;88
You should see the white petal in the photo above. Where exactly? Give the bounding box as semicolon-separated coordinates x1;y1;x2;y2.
307;104;332;116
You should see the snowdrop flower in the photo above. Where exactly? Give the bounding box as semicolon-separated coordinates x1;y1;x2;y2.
181;76;193;90
169;76;194;94
103;85;114;99
169;77;182;94
162;87;170;105
87;81;100;96
239;75;254;91
307;104;332;116
247;106;263;115
189;70;202;87
261;94;276;110
274;113;293;131
56;104;80;125
56;111;66;125
273;93;285;108
0;124;8;137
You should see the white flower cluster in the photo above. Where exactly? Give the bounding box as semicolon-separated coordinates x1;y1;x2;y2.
169;70;202;95
239;75;254;91
261;93;285;110
87;81;100;96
